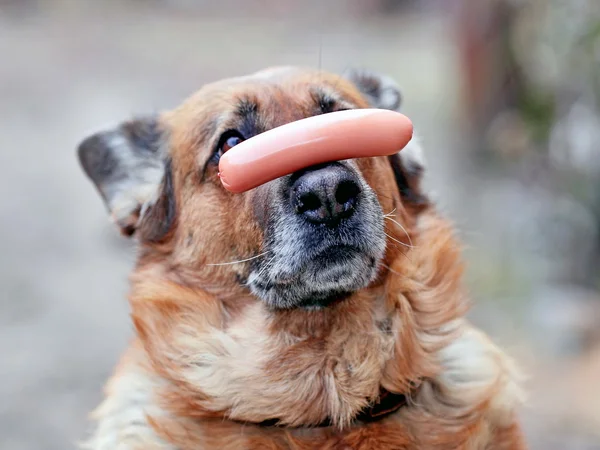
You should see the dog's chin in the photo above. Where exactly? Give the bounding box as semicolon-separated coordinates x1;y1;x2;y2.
249;247;381;310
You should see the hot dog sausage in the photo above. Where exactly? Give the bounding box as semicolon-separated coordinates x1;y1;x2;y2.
218;108;413;193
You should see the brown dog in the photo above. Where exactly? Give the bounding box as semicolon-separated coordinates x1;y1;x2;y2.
77;67;526;449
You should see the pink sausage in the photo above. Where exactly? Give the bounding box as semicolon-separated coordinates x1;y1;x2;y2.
218;108;413;193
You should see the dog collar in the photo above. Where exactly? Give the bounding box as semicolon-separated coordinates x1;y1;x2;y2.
354;387;408;423
255;386;409;428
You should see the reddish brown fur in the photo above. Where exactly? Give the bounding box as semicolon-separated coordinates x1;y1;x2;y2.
84;68;526;449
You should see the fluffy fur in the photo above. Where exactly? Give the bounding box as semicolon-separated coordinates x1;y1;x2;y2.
78;67;526;449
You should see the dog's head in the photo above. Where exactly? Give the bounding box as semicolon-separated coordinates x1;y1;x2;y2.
78;67;427;310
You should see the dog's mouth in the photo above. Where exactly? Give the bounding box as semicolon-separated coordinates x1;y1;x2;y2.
311;244;363;267
249;244;380;309
248;226;385;309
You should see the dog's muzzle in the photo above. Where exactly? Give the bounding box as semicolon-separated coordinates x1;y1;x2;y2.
248;162;386;310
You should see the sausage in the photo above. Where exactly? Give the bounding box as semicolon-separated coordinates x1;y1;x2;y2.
218;108;413;193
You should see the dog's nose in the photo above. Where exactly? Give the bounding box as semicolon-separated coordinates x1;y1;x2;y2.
290;164;361;225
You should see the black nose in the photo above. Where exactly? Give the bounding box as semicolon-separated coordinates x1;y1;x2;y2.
290;164;361;225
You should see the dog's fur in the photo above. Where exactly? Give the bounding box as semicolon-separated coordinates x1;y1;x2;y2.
78;67;526;449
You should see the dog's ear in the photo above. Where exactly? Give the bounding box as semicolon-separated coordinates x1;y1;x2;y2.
387;138;429;210
77;117;175;241
345;69;428;209
344;68;402;111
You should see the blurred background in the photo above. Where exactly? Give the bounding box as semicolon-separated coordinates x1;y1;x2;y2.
1;0;599;448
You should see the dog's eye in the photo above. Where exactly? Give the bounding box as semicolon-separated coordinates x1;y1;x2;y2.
204;130;246;176
223;135;242;152
217;130;245;155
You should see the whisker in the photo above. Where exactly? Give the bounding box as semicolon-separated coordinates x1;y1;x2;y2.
245;255;276;286
384;216;415;248
383;237;413;263
381;263;403;277
207;251;271;266
384;231;413;249
383;208;397;218
256;257;274;279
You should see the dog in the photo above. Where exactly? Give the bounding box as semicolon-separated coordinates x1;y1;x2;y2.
77;66;526;449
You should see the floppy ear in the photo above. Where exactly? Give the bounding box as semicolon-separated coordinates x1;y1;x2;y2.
345;69;428;210
344;68;402;111
77;117;176;241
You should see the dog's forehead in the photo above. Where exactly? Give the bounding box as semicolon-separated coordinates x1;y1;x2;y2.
163;69;369;165
190;68;367;112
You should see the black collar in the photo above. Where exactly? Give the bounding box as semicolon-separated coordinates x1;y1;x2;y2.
254;386;409;428
354;388;408;423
